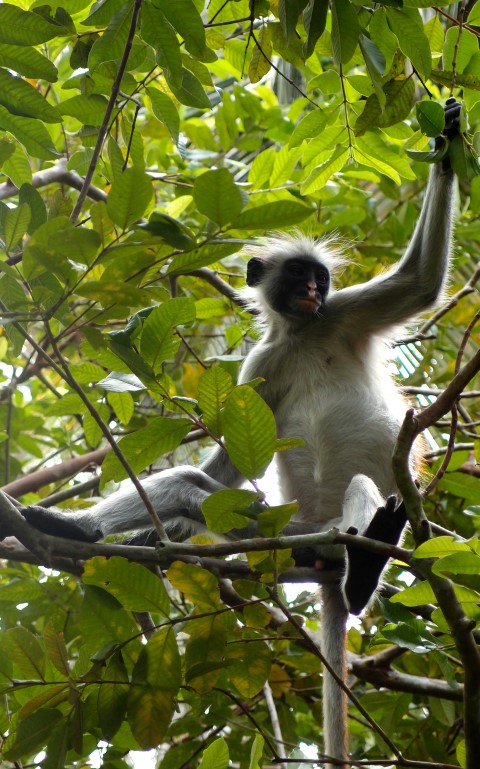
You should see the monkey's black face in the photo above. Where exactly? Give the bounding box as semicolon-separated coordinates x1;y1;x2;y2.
271;257;330;316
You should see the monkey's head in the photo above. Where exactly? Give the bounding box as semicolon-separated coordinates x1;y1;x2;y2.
244;235;344;319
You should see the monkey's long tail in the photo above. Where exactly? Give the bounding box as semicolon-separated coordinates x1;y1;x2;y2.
321;582;349;769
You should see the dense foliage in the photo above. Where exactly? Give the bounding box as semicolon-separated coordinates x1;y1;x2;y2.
0;1;479;768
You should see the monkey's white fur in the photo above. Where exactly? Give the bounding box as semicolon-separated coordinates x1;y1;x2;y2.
12;163;455;769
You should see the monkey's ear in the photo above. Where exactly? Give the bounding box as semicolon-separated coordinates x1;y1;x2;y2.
246;257;265;286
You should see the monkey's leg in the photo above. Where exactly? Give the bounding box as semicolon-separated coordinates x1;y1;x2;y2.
344;497;407;615
0;467;228;543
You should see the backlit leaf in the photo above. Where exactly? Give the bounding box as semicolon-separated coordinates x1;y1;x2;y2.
101;417;192;482
224;385;276;479
107;167;153;230
193;168;243;226
167;561;221;608
83;556;170;613
331;0;360;65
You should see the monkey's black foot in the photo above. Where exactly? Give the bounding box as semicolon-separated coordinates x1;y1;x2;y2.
20;506;101;542
344;497;407;615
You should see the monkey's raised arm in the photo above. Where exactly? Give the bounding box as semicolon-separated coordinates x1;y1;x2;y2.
329;160;455;334
329;100;461;334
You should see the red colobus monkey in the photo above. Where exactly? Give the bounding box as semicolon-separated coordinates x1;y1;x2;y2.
1;100;461;769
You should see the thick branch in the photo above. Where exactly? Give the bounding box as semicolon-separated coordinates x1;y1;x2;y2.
350;654;463;701
0;159;106;203
1;447;109;497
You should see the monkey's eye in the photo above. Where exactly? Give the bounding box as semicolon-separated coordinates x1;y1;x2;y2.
286;262;304;278
316;272;329;284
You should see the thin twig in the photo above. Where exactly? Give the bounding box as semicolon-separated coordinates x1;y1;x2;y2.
71;0;143;223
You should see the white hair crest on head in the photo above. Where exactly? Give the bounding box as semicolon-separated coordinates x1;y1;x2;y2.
244;231;347;273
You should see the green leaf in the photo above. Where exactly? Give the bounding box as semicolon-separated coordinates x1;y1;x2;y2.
128;629;180;748
24;217;100;280
193;168;244;226
406;146;448;164
249;147;276;189
161;0;208;60
431;69;480;90
303;0;328;59
79;585;138;649
227;639;272;697
4;709;62;760
4;203;30;252
468;2;480;24
432;552;480;577
83;556;170;613
356;132;415;181
440;469;480;500
413;536;471;558
390;581;436;606
167;561;221;609
58;94;109;124
107;167;153;230
141;5;182;88
3;145;32;187
43;623;69;677
249;25;272;83
198;738;230;769
0;43;57;81
107;390;134;424
185;614;229;691
279;0;309;44
250;735;265;769
0;104;58;159
101;417;192;482
198;366;233;435
369;8;397;74
416;101;445;137
331;0;360;65
147;87;180;143
302;125;348;165
18;183;47;234
443;27;477;74
140;297;196;371
289;108;329;147
359;35;386;107
0;68;60;123
1;626;45;678
355;77;415;136
97;651;129;740
202;489;261;533
258;501;298;536
139;211;195;249
301;147;350;195
231;200;313;230
386;8;431;79
270;145;302;187
88;3;133;70
168;67;211;109
424;15;444;56
223;385;276;480
0;5;63;45
167;239;242;275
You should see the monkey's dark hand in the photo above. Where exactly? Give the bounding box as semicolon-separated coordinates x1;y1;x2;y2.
0;505;100;542
344;497;407;616
291;546;344;573
443;97;462;140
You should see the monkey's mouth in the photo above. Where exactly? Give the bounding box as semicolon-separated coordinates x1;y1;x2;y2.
296;298;321;312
